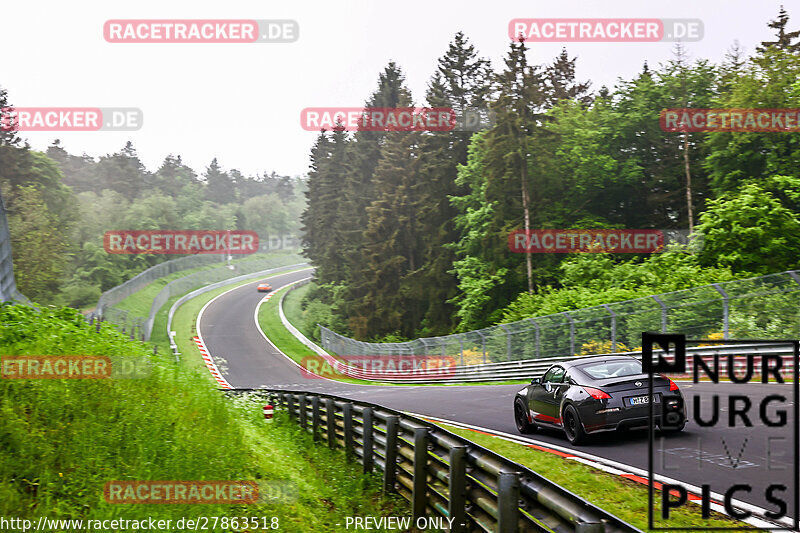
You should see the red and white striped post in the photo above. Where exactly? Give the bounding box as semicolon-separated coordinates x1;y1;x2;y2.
263;404;274;422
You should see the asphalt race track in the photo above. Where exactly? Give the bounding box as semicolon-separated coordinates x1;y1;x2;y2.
200;269;798;524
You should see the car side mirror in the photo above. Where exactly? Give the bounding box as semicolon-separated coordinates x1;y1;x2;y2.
530;377;541;385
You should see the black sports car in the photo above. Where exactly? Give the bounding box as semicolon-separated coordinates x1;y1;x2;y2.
514;355;686;444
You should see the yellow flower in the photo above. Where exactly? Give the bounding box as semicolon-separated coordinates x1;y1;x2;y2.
58;473;63;477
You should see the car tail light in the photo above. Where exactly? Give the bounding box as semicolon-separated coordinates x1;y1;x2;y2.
659;374;680;391
583;386;611;400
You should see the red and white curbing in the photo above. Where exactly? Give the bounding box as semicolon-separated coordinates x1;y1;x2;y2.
192;335;232;389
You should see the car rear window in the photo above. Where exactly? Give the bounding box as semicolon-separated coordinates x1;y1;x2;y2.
579;360;642;379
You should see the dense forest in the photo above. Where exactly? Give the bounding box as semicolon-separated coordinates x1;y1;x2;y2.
301;8;800;341
0;112;304;307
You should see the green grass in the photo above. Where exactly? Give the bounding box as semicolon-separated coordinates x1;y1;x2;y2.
0;303;409;532
435;422;757;531
282;281;315;341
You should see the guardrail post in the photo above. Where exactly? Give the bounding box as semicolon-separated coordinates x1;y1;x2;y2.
652;295;667;333
412;427;429;520
561;312;575;355
299;394;307;430
527;318;540;358
311;396;320;442
325;398;336;449
603;304;617;352
277;393;285;414
287;394;295;421
383;416;399;492
448;446;467;533
362;407;374;474
497;471;520;533
711;283;729;340
343;402;354;457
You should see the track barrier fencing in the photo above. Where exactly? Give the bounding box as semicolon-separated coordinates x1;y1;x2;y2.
225;388;642;533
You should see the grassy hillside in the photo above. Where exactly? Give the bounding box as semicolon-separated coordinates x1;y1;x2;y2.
0;303;407;532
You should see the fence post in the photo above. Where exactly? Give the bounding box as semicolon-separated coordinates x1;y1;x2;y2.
343;402;354;457
458;335;465;366
383;415;399;492
527;318;540;358
497;471;521;533
420;338;430;357
299;394;307;430
652;295;667;333
499;324;512;361
562;312;575;355
477;330;487;364
412;427;429;520
448;446;467;533
362;407;374;474
326;398;336;449
712;283;729;340
311;396;321;442
603;304;617;352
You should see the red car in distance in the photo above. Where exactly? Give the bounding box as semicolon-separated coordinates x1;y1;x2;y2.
257;283;272;293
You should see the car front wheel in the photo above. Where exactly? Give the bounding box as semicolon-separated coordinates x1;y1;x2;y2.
562;404;587;445
514;398;535;434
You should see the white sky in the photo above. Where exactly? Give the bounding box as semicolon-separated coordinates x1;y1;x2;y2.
1;0;791;178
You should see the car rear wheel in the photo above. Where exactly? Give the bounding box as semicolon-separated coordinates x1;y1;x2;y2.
514;398;535;434
562;405;587;445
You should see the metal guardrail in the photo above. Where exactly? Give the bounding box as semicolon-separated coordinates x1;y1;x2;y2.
278;277;328;355
227;388;642;533
321;270;800;363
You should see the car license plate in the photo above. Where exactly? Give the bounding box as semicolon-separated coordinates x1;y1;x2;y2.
629;395;649;405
